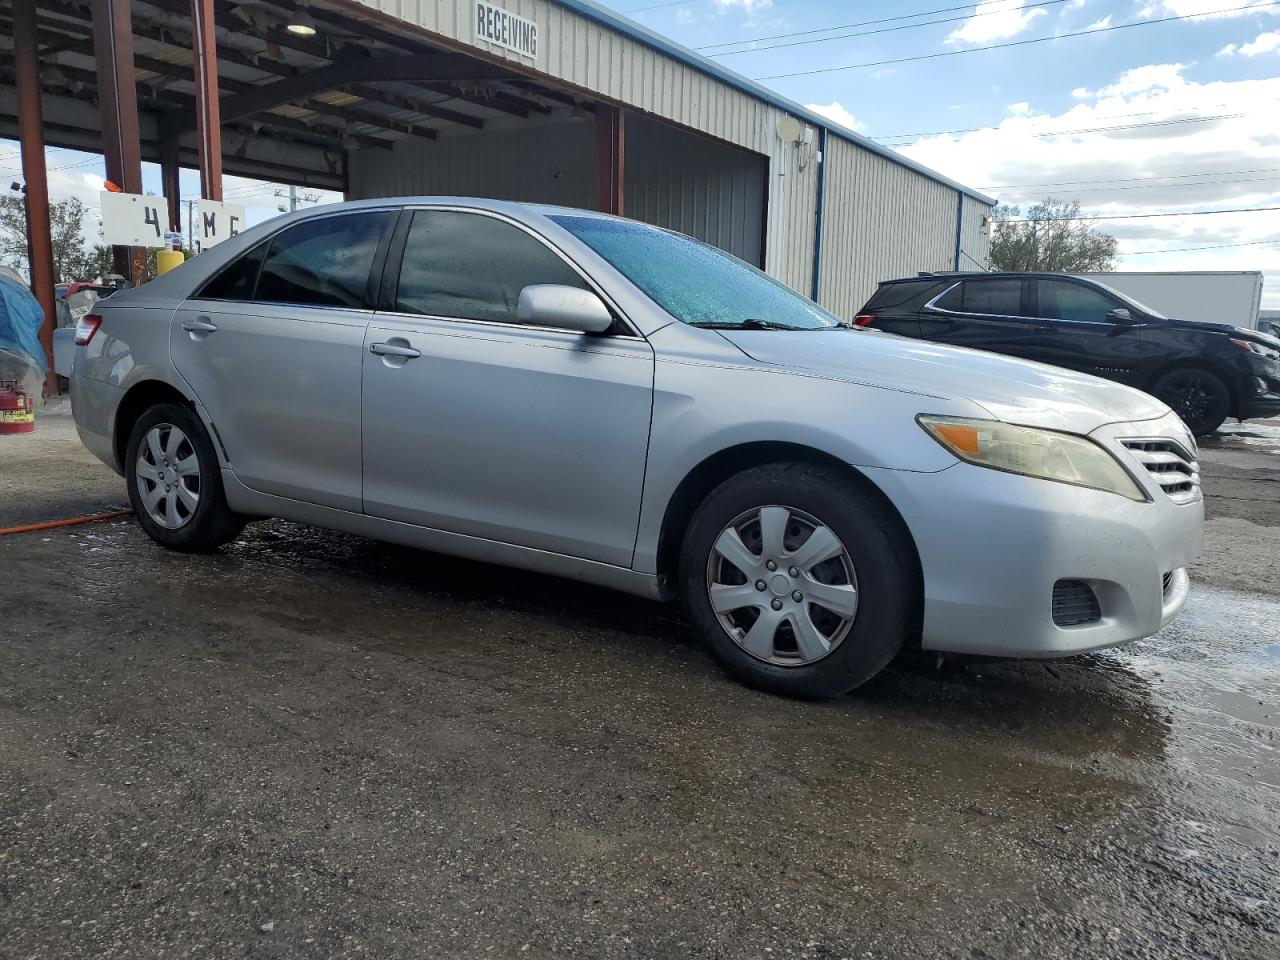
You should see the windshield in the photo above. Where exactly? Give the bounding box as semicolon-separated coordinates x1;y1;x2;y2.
550;215;843;330
1085;279;1168;320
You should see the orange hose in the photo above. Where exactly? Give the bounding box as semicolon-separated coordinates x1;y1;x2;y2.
0;508;133;536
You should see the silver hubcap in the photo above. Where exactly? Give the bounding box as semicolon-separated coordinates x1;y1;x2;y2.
135;423;200;530
706;505;858;666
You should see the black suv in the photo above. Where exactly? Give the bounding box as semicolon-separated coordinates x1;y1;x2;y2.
856;272;1280;435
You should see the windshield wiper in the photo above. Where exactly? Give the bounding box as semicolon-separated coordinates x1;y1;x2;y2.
691;319;817;331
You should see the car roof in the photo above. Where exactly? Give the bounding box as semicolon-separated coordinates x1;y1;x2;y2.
878;272;1105;284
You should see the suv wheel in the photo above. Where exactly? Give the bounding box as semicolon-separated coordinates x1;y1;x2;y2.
125;403;246;552
679;462;917;699
1150;368;1230;436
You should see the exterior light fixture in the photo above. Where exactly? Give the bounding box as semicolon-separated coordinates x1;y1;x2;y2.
286;8;317;36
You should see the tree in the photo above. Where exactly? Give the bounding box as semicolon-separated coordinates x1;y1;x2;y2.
988;198;1118;273
0;194;103;282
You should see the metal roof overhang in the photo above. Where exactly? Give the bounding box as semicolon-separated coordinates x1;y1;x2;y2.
0;0;588;191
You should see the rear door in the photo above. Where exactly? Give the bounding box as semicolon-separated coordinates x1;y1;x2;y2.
361;208;655;567
171;210;395;512
859;279;955;337
917;277;1046;360
1029;278;1145;385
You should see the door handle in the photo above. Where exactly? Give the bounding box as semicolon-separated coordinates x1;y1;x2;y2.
369;341;422;359
181;317;218;333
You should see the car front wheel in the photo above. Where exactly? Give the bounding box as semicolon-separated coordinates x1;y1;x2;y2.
125;402;246;552
679;462;918;699
1150;367;1231;436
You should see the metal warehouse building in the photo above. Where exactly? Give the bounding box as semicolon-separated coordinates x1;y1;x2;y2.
3;0;995;321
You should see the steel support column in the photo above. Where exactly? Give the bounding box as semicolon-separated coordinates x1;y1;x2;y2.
160;136;181;233
91;0;145;283
595;106;624;216
13;0;58;395
191;0;223;201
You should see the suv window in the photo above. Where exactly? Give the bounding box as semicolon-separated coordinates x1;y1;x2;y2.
395;211;588;324
1035;279;1117;324
253;212;391;308
954;279;1023;316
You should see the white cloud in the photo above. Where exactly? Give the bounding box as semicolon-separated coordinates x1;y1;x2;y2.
894;63;1280;306
1219;30;1280;57
1141;0;1279;17
1008;101;1032;115
947;0;1048;46
803;101;865;132
711;0;772;16
1085;15;1113;29
1072;86;1093;98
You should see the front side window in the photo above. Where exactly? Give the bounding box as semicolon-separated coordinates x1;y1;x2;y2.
958;279;1023;317
254;212;391;309
550;215;841;330
394;211;588;324
1035;280;1117;324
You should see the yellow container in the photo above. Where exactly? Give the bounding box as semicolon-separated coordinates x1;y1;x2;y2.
155;249;185;275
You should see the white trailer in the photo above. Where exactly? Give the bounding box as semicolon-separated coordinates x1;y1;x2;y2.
1073;271;1263;329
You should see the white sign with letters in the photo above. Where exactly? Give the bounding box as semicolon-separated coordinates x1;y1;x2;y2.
195;199;245;250
100;191;169;248
474;1;537;59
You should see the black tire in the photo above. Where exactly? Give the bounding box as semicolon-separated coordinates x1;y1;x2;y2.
125;402;246;552
1150;367;1231;436
678;462;918;699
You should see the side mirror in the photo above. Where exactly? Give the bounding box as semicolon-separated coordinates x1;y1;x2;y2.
1107;307;1134;324
518;284;613;334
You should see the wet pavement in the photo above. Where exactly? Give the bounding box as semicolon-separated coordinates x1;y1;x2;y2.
1;405;1278;958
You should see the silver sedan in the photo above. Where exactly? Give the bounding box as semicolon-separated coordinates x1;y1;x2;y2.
71;199;1202;697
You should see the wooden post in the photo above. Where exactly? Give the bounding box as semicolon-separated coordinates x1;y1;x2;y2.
191;0;223;201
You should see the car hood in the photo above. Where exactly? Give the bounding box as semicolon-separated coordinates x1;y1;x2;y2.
718;328;1170;434
1159;317;1280;349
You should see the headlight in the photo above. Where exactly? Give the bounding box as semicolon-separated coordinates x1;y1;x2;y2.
918;416;1148;502
1230;338;1280;361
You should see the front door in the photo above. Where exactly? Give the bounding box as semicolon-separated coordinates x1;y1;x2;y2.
1028;278;1146;385
171;210;395;512
361;209;654;568
918;277;1046;361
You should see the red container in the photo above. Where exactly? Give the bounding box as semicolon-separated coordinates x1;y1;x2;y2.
0;380;34;434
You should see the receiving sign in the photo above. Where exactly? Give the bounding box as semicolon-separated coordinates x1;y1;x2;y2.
474;0;537;59
100;191;169;248
196;199;245;250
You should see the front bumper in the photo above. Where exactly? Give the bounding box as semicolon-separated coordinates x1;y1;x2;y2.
865;414;1203;658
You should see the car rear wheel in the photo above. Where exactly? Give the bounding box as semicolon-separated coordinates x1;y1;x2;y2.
125;403;246;552
1150;368;1231;436
679;462;917;699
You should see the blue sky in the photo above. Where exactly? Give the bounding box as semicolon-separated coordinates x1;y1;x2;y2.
3;0;1279;304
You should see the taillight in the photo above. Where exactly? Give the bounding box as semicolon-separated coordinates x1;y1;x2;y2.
74;313;103;346
852;313;876;328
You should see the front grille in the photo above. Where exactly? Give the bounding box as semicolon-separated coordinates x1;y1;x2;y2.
1052;579;1101;627
1120;439;1200;503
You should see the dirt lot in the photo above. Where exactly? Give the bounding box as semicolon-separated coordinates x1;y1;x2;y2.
2;402;1277;959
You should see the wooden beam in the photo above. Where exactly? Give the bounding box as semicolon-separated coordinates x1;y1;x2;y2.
596;105;625;216
191;0;223;199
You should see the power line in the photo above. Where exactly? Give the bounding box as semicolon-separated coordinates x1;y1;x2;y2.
755;1;1280;80
996;175;1280;195
1003;206;1280;223
708;0;1070;58
698;0;1044;50
1122;238;1280;255
876;110;1252;144
981;166;1280;190
621;0;694;12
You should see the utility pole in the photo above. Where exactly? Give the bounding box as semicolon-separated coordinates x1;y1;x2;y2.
289;183;297;212
184;199;197;250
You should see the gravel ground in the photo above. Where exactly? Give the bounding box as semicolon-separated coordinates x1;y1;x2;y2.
1;402;1277;959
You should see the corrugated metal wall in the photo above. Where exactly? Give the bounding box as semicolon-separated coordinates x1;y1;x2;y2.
817;136;961;318
624;113;766;267
349;120;596;206
957;195;992;272
349;113;768;266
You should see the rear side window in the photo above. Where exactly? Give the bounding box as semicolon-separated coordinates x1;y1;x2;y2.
198;243;265;301
394;210;587;324
1035;279;1116;324
950;279;1023;316
863;279;954;313
254;212;392;308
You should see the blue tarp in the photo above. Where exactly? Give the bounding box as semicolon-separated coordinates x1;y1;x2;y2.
0;275;47;377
